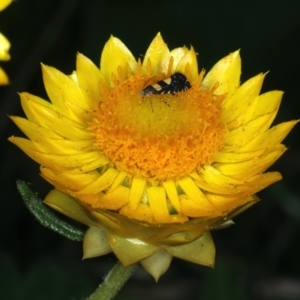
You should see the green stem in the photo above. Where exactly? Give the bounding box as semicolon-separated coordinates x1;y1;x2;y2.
87;262;138;300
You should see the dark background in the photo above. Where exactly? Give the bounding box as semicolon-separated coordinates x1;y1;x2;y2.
1;0;300;299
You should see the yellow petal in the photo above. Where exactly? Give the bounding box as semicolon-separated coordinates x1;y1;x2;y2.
42;64;92;122
179;194;214;217
68;70;78;84
68;192;104;207
43;153;109;174
20;92;92;140
8;136;48;166
170;47;189;71
224;112;275;150
0;67;9;85
107;171;128;192
205;172;282;210
10;117;93;155
193;174;258;196
100;35;137;83
10;116;59;139
202;50;241;97
106;233;159;266
205;195;238;212
142;32;170;75
197;165;250;194
77;168;119;194
247;172;283;194
243;90;283;125
83;227;112;259
0;33;10;60
20;92;57;123
215;145;286;179
41;151;106;172
38;138;94;155
222;73;265;125
97;185;130;209
0;0;12;11
175;46;198;83
214;148;267;163
128;177;146;210
177;176;214;211
120;202;154;223
41;168;100;191
8;136;103;172
76;53;105;106
165;232;215;267
238;120;299;152
140;250;172;282
163;180;180;212
147;187;169;223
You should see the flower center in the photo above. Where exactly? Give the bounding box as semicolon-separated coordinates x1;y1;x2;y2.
90;70;226;181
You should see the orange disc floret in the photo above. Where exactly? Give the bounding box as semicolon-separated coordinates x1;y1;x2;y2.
90;71;227;181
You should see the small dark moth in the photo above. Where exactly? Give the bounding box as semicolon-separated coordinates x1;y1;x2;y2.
141;72;191;96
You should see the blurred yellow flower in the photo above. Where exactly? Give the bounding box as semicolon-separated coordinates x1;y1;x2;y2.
9;33;297;280
0;0;12;85
0;0;12;11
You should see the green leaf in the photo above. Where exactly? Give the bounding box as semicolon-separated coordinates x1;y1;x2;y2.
16;180;85;241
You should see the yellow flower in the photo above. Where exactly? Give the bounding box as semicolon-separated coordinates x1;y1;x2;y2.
0;0;12;11
9;33;297;280
0;0;12;85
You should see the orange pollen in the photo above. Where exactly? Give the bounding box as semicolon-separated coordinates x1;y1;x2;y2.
89;71;226;181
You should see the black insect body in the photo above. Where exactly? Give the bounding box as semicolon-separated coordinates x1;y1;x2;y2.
141;72;191;96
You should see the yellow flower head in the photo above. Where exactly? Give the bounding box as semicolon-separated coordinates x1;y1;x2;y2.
9;33;297;280
0;0;12;85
